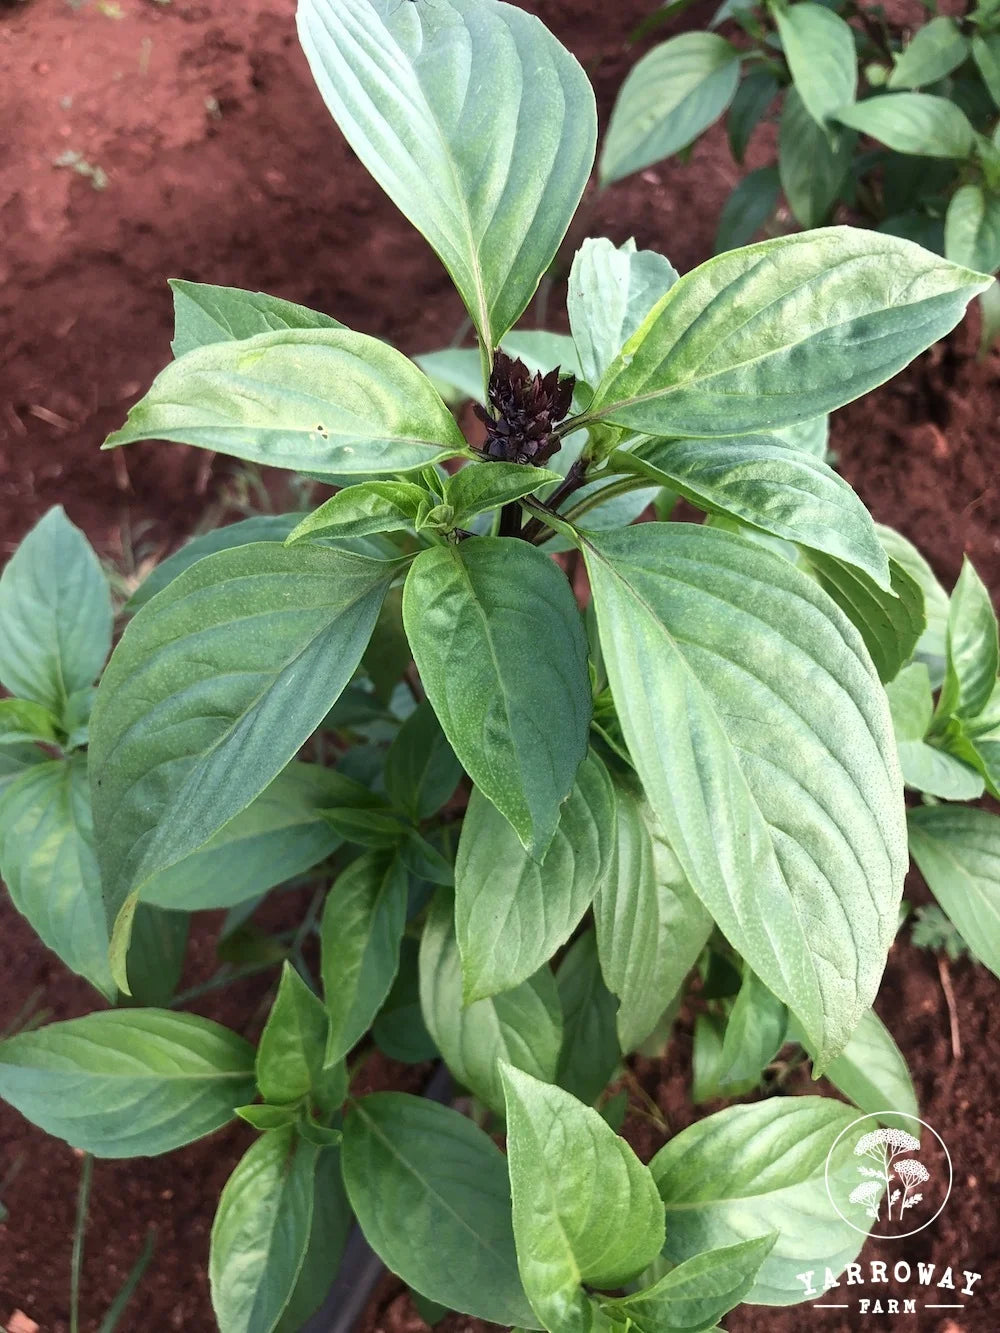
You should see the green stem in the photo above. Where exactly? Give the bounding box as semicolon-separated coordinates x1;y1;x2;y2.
70;1153;94;1333
97;1230;156;1333
561;476;648;526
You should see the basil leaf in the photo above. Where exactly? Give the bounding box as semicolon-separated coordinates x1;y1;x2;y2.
908;805;1000;980
714;166;780;253
774;3;857;127
727;69;779;164
808;551;926;684
169;279;344;357
817;1008;918;1121
286;482;428;545
384;700;462;821
716;969;787;1089
936;556;999;721
256;963;330;1107
273;1147;353;1333
778;87;854;229
445;462;564;527
888;18;970;91
837;94;976;160
945;184;1000;276
554;930;620;1106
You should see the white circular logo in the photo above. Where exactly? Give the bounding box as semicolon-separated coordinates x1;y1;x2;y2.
825;1111;953;1240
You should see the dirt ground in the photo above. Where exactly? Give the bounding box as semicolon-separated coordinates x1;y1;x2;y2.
0;0;998;1331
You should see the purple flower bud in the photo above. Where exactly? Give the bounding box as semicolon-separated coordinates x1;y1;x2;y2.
473;350;575;465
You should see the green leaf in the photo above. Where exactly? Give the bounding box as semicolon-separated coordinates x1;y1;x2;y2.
817;1008;919;1120
89;542;397;988
650;1097;866;1304
887;662;984;797
717;969;787;1089
714;166;780;254
936;556;999;720
877;524;949;684
0;744;47;795
888;17;970;90
384;700;462;821
778;87;854;228
341;1093;538;1327
501;1065;665;1330
0;756;114;1000
600;33;741;185
774;3;857;127
210;1126;317;1333
594;775;711;1053
419;891;562;1116
456;752;617;1001
0;699;61;746
973;33;1000;110
140;763;351;912
837;94;976;159
621;436;890;587
273;1147;353;1333
297;0;596;350
727;69;779;164
169;280;344;358
808;551;926;684
586;229;989;439
104;329;468;477
0;1010;254;1157
554;930;620;1106
372;937;438;1063
126;904;190;1008
285;482;428;545
945;184;1000;274
236;1104;301;1131
320;851;409;1065
692;1011;753;1103
582;523;907;1067
908;805;1000;979
568;238;679;388
256;964;330;1106
597;1234;777;1332
775;413;829;459
0;507;111;718
444;462;564;527
403;537;591;860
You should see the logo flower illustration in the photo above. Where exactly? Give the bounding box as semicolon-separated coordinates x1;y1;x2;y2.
849;1127;930;1223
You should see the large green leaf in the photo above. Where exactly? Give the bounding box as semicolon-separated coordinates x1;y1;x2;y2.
945;184;1000;276
341;1093;538;1326
455;752;616;1001
620;436;889;586
774;3;857;127
650;1097;866;1304
568;238;678;387
600;33;741;185
778;88;854;229
876;523;949;684
585;229;988;438
319;851;408;1065
594;776;711;1053
419;890;562;1116
554;930;620;1106
0;755;114;1000
273;1147;352;1333
818;1008;918;1121
403;537;591;860
0;1010;254;1157
0;507;111;718
582;523;906;1066
104;329;467;477
936;556;999;722
808;551;925;684
908;805;1000;979
501;1065;665;1331
837;94;976;160
169;280;344;357
444;462;565;528
888;17;970;91
90;543;397;988
210;1126;317;1333
297;0;595;349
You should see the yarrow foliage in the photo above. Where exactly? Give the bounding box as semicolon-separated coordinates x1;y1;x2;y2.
474;350;575;466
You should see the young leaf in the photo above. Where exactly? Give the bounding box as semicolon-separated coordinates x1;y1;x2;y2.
808;551;925;684
582;524;907;1067
568;238;679;388
773;3;857;128
0;1010;254;1157
285;482;428;545
814;1008;918;1121
600;33;741;185
444;462;564;526
945;184;1000;276
419;891;562;1116
594;776;711;1054
716;969;787;1090
139;763;353;912
104;329;468;477
887;17;970;91
403;537;591;861
714;166;780;254
936;556;999;721
620;436;890;587
256;963;330;1107
586;229;989;439
0;756;114;1000
210;1126;317;1333
273;1147;353;1333
501;1065;665;1329
887;663;984;799
0;507;112;719
650;1097;865;1304
320;851;409;1065
693;1011;752;1103
384;700;462;822
596;1234;777;1332
554;930;620;1106
908;805;1000;979
456;752;617;1001
297;0;596;350
89;542;398;988
837;94;976;160
778;88;854;229
0;699;60;747
169;279;344;357
341;1093;538;1327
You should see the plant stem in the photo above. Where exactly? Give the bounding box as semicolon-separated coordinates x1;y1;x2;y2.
498;501;523;538
70;1153;94;1333
520;458;589;543
561;475;648;526
97;1230;156;1333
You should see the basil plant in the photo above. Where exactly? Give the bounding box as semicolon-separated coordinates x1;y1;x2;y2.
0;1;995;1331
604;0;1000;343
